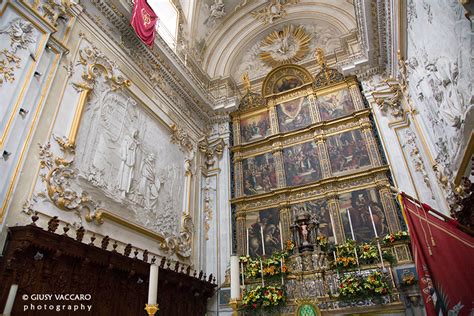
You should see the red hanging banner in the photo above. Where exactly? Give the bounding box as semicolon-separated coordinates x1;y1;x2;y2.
399;193;474;316
131;0;158;47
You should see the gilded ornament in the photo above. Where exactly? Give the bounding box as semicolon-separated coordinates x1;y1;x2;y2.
259;25;311;67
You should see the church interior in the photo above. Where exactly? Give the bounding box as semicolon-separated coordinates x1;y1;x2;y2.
0;0;473;315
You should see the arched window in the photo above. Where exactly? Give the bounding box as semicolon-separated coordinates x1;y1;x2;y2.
148;0;178;49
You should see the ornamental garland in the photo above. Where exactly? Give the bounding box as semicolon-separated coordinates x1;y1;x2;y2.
382;230;410;244
338;270;390;300
240;251;290;279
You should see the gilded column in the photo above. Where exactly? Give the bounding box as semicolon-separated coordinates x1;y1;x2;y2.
327;195;344;244
308;94;321;123
378;184;401;232
234;155;244;197
269;103;279;134
236;212;247;256
348;82;365;111
315;134;331;179
360;121;382;167
279;204;291;245
232;117;241;146
272;145;286;188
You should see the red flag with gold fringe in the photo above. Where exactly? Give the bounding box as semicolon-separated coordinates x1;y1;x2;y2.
399;193;474;316
131;0;158;47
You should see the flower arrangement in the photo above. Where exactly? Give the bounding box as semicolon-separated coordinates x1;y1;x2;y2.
338;274;364;299
240;252;289;279
338;271;390;300
363;271;390;296
383;231;409;244
242;285;285;312
337;239;357;257
316;235;329;251
358;243;378;264
401;271;417;287
332;256;358;269
285;240;295;252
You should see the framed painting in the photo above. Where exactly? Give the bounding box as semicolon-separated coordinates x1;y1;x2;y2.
276;96;313;133
338;188;388;243
316;88;355;121
274;75;304;94
283;141;322;187
246;208;282;258
326;129;371;175
239;111;271;144
242;152;278;196
291;199;335;242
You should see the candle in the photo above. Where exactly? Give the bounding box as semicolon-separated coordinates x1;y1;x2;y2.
260;226;266;256
329;212;337;244
279;222;284;250
240;261;245;287
368;205;379;238
333;251;339;278
260;258;265;286
280;257;285;285
2;284;18;315
230;256;241;299
148;264;159;305
246;228;250;256
346;209;356;241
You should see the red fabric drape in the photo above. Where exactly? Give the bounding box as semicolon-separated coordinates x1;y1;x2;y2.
400;193;474;316
131;0;158;47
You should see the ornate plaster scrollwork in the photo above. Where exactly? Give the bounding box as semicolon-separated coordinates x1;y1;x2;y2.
403;130;435;199
198;137;225;168
372;81;404;118
39;136;101;221
0;19;36;86
38;0;76;26
252;0;300;25
170;123;195;159
160;214;194;258
73;44;131;92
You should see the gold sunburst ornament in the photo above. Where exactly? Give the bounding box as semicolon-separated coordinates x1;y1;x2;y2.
259;25;311;67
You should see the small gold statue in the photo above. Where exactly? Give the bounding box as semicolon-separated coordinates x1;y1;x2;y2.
242;72;251;93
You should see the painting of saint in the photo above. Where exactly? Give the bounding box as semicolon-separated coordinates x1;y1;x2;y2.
274;75;303;93
246;208;281;258
276;96;313;133
240;111;271;144
326;129;371;175
242;153;278;196
291;199;335;242
338;188;388;243
316;88;355;121
283;141;322;187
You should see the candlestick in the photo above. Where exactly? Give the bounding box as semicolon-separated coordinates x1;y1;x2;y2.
260;225;266;256
260;258;265;286
280;257;285;285
333;251;339;279
145;304;159;316
2;284;18;315
329;212;337;244
148;264;158;305
246;228;250;256
368;205;379;238
368;205;385;270
279;222;284;250
230;255;241;299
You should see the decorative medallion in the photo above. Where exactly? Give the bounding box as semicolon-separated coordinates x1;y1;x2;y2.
259;25;311;68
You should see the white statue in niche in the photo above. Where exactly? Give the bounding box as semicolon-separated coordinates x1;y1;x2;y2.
138;153;161;210
117;129;140;198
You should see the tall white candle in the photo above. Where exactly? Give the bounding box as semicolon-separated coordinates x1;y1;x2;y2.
279;222;284;250
260;258;265;286
346;209;356;241
329;212;337;244
246;228;250;256
148;264;159;305
368;205;379;238
230;255;241;299
2;284;18;315
260;226;266;255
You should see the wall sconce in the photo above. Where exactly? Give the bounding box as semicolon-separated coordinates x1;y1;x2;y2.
19;108;29;117
34;71;42;78
2;150;12;160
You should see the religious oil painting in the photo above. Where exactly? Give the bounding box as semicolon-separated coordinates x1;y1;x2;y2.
242;152;278;196
291;199;335;242
274;75;304;93
276;96;313;133
239;111;271;144
283;141;322;187
326;129;371;175
246;208;282;258
338;188;388;243
316;88;355;121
